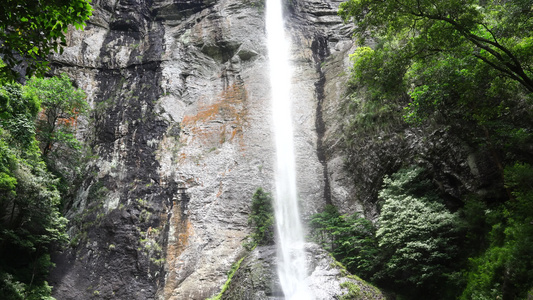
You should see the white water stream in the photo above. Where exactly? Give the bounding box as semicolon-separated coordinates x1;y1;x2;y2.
266;0;313;298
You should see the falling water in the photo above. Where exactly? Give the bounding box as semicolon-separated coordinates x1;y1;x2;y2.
266;0;313;298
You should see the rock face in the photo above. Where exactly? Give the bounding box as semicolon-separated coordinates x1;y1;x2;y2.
48;0;362;298
222;243;385;300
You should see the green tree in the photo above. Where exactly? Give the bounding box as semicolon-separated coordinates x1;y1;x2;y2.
338;0;533;298
24;74;89;191
244;188;274;250
339;0;533;142
0;0;93;81
0;83;40;146
25;74;88;157
462;163;533;299
309;205;379;279
375;167;460;298
339;0;533;92
0;83;67;300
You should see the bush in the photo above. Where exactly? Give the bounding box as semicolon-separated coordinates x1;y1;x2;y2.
461;163;533;299
374;166;460;298
243;188;274;250
309;205;378;279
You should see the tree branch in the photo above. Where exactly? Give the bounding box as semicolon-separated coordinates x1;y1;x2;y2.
474;53;533;91
411;11;533;92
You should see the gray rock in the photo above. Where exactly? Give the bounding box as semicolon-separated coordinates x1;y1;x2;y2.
222;243;385;300
47;0;373;298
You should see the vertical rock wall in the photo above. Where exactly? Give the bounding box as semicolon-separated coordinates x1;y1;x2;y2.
49;1;171;298
48;0;360;298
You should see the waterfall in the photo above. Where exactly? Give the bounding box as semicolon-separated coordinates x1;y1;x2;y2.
266;0;313;298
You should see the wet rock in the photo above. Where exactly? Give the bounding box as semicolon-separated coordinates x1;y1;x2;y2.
222;244;386;300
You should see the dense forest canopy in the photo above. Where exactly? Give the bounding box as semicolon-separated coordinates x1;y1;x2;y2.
338;0;533;127
308;0;533;299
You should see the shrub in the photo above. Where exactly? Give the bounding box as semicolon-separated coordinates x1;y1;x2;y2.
309;205;378;279
374;166;460;297
243;188;274;250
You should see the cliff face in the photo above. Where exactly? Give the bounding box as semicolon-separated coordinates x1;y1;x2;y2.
48;0;362;298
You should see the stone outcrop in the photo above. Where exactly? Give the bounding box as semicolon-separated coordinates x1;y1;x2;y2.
222;243;385;300
48;0;365;298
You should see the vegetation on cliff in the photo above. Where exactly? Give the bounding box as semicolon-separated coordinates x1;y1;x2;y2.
312;0;533;298
210;188;273;299
243;187;275;250
0;1;92;297
0;74;88;299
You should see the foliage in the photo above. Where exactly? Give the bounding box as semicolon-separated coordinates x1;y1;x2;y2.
339;0;533;143
0;80;74;300
0;75;87;299
309;205;378;279
461;163;533;299
319;163;532;299
338;0;533;298
339;0;533;93
25;74;88;157
375;167;461;297
309;167;463;298
0;0;93;81
310;169;463;298
348;46;407;103
343;46;408;138
243;188;274;250
339;281;362;300
0;83;40;146
24;74;89;193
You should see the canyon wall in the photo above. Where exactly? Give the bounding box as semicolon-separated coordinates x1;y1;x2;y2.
48;0;367;298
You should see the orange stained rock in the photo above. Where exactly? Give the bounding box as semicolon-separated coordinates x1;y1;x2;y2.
163;199;193;298
181;82;249;150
